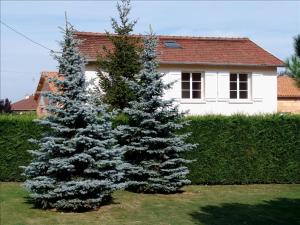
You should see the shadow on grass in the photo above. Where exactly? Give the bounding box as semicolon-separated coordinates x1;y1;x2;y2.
24;196;120;212
190;198;300;225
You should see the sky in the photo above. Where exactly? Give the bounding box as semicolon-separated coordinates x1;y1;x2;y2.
1;1;300;102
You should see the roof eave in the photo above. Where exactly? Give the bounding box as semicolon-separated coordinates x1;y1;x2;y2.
159;61;284;67
278;96;300;99
86;58;284;67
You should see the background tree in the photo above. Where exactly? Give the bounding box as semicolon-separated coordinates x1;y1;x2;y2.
4;98;12;113
117;29;196;193
285;35;300;85
97;0;142;109
0;99;4;113
22;21;124;211
294;35;300;58
0;98;12;113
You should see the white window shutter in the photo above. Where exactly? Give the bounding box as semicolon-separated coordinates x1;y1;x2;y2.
252;73;263;101
217;72;229;101
204;72;218;101
164;71;181;100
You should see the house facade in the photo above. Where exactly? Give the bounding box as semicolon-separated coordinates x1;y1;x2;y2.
77;32;284;115
34;71;58;117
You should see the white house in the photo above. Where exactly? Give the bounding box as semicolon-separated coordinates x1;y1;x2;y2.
75;32;284;115
35;32;284;116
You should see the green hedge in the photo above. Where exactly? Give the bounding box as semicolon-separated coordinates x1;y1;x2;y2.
183;114;300;184
0;114;46;181
1;114;299;184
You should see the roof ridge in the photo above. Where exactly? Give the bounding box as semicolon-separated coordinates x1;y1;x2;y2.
74;31;249;41
41;71;58;73
41;71;59;77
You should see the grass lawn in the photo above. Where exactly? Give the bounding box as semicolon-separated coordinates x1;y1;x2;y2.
0;183;299;225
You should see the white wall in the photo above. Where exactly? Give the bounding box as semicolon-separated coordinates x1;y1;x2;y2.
85;64;278;115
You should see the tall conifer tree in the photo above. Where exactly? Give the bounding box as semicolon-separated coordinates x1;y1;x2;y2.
97;0;142;109
22;21;124;211
286;34;300;85
117;29;196;193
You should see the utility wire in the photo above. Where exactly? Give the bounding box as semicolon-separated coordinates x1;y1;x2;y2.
1;70;37;74
0;20;57;52
0;20;61;99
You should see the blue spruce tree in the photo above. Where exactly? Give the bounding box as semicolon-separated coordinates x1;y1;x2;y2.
22;22;124;211
118;29;196;193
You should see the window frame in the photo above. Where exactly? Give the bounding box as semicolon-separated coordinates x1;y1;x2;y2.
181;72;204;100
229;73;251;100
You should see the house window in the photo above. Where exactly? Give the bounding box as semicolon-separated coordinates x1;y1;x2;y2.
181;72;202;99
230;73;248;99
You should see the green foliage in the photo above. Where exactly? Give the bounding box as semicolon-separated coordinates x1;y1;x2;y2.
118;31;195;193
97;0;142;109
286;34;300;85
0;114;46;181
294;35;300;58
0;98;12;113
112;112;129;128
285;56;300;85
22;22;124;211
2;114;300;184
182;114;300;184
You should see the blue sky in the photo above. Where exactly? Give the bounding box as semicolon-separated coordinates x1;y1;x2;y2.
1;1;300;102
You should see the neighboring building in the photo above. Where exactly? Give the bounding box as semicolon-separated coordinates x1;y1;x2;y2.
75;32;284;115
11;95;37;113
34;71;59;117
277;75;300;114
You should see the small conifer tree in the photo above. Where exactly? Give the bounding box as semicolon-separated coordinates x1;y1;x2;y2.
97;0;142;109
22;21;124;211
286;35;300;85
117;29;196;193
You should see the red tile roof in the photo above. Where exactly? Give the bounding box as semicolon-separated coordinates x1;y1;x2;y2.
11;95;37;111
34;71;59;101
75;32;284;67
278;75;300;98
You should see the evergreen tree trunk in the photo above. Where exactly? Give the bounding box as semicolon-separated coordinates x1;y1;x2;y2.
22;22;124;211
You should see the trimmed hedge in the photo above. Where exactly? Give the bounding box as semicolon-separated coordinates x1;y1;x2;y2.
0;114;46;181
183;114;300;184
0;114;299;184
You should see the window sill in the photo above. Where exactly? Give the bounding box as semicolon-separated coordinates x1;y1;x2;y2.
228;100;254;104
180;99;206;104
253;98;263;102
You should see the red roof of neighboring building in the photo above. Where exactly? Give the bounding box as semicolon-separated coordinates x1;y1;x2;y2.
11;95;37;111
34;71;59;101
75;32;284;67
278;75;300;98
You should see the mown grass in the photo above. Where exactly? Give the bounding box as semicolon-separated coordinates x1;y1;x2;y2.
0;183;299;225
